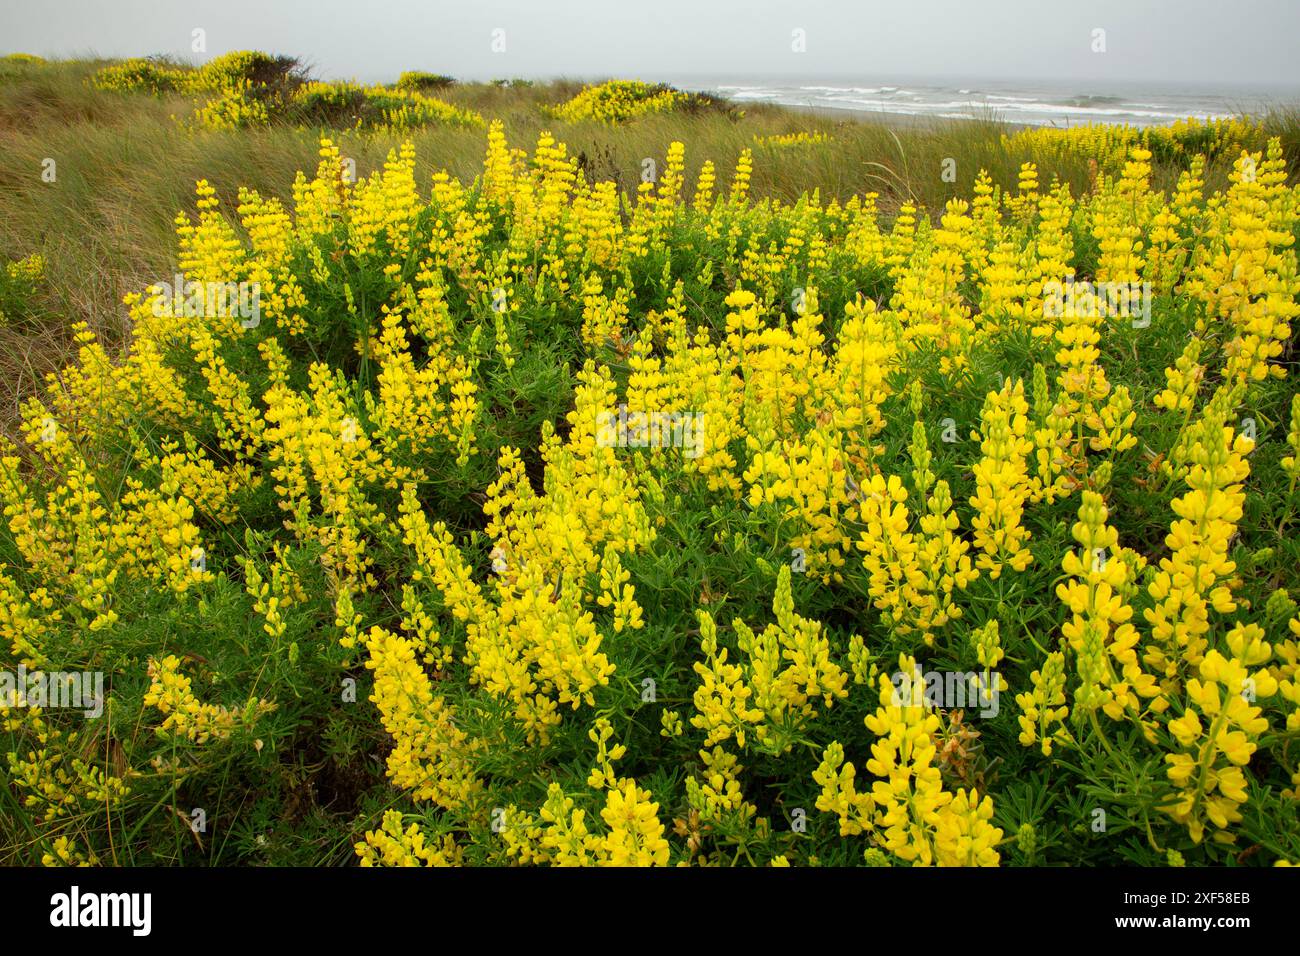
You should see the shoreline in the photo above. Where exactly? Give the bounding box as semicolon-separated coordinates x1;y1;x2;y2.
765;100;1033;132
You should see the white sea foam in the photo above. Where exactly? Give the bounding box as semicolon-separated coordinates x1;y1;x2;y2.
679;79;1265;127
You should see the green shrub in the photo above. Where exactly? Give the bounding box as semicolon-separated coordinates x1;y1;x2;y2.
396;71;456;92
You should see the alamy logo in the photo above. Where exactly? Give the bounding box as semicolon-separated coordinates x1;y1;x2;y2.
1;666;103;718
1042;279;1151;327
50;886;151;936
596;404;706;459
890;666;1000;718
150;274;262;328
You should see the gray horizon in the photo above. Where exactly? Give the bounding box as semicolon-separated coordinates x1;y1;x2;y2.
3;0;1298;90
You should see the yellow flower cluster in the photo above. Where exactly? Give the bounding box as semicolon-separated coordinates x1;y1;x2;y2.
1057;491;1159;723
1163;639;1276;844
91;57;183;94
193;80;271;130
1016;651;1070;755
692;565;848;755
552;80;694;124
501;777;671;866
754;131;831;148
290;81;484;132
815;661;1003;865
143;655;276;743
5;252;44;285
92;53;484;132
0;252;45;326
1004;116;1266;175
356;810;463;866
389;368;655;744
1144;411;1252;685
969;380;1034;579
41;836;99;867
362;626;480;809
3;706;131;822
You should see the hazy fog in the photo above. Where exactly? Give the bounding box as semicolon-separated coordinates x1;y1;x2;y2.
3;0;1297;88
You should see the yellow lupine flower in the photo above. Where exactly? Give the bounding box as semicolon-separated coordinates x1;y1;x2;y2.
144;654;275;743
1160;645;1277;844
969;379;1034;579
1144;411;1252;684
356;810;464;866
363;627;480;810
598;779;670;866
1016;651;1071;755
1057;491;1162;723
813;660;1004;866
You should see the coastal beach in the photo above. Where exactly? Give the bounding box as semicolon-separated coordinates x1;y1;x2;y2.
675;76;1299;128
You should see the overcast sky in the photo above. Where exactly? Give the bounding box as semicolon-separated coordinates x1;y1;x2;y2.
3;0;1297;88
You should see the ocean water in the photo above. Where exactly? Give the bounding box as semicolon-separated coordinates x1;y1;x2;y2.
667;76;1300;128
